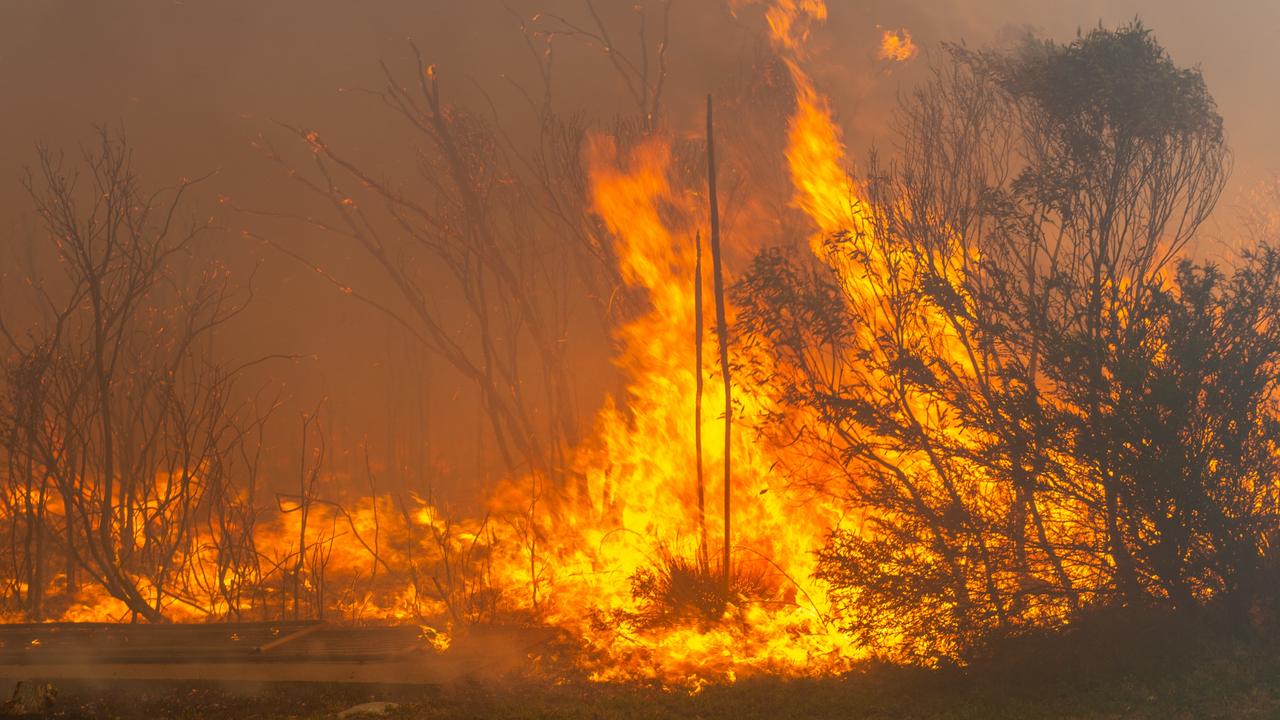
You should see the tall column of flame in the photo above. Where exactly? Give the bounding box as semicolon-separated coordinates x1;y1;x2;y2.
486;119;863;679
488;0;884;683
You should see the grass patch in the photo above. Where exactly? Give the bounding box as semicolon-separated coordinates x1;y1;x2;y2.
625;550;774;629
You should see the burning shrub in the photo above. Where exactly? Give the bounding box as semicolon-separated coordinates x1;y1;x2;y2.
734;23;1280;663
624;549;774;630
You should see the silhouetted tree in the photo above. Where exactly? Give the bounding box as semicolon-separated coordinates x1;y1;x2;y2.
736;23;1271;662
0;130;266;621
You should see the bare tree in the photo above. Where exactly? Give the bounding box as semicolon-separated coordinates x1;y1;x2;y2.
0;130;265;622
532;0;672;133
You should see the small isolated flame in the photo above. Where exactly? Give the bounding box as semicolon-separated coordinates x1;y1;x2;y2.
879;28;918;62
761;0;827;55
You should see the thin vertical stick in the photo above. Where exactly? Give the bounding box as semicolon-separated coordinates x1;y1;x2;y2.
706;94;732;595
694;230;708;569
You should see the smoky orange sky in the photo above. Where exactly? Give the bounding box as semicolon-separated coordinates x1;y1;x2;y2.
2;0;1277;506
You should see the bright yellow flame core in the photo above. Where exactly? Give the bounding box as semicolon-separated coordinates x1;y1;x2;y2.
496;133;862;680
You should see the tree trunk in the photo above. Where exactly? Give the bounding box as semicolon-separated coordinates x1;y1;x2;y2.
706;94;732;595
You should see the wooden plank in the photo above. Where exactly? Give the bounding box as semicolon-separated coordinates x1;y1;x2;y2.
255;622;328;654
0;660;451;685
0;622;558;685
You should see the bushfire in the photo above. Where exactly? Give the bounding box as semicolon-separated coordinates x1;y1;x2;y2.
2;0;1278;692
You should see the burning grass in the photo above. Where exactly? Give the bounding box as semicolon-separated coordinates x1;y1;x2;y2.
623;550;775;630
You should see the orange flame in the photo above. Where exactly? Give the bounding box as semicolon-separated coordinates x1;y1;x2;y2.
475;132;863;680
485;0;876;680
879;28;918;62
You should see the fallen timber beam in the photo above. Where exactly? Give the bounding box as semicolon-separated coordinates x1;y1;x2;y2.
0;659;446;685
0;622;558;686
255;621;328;654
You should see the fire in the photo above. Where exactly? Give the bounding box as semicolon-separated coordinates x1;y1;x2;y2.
468;0;881;680
489;131;862;681
4;0;909;683
879;28;918;62
759;0;826;54
471;0;890;680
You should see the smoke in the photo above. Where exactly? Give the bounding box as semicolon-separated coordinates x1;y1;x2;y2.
1;0;1277;506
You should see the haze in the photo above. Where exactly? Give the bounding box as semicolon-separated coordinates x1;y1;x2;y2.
2;0;1276;505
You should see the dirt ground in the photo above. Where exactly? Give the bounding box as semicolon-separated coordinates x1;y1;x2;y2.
10;647;1280;720
10;618;1280;720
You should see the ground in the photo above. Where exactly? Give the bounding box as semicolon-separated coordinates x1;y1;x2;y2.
19;615;1280;719
18;639;1279;719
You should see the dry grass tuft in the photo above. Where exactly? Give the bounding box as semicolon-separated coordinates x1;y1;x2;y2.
625;548;774;629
